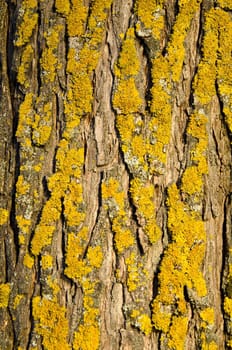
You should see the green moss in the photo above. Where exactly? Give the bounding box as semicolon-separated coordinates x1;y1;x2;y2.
0;283;10;308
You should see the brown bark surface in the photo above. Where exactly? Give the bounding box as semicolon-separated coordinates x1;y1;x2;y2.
0;0;231;349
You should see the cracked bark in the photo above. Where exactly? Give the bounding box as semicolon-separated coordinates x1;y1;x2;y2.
0;0;231;349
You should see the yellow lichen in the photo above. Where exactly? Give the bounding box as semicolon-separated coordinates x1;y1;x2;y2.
102;178;135;253
168;316;188;350
32;296;70;350
130;177;161;243
55;0;70;16
0;283;11;308
136;0;164;40
41;255;53;270
137;314;152;335
23;253;34;269
87;246;103;269
224;297;232;316
40;25;63;83
16;175;30;197
15;0;38;47
16;215;31;234
13;294;24;309
67;0;88;37
17;44;33;87
200;307;215;327
0;208;8;225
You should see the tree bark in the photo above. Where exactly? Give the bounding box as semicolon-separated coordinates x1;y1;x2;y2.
0;0;231;349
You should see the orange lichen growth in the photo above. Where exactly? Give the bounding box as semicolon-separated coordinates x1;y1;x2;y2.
0;208;8;225
0;283;10;308
15;0;38;47
32;296;70;350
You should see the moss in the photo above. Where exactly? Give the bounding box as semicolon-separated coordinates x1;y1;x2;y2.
32;296;70;350
15;0;38;47
0;283;10;308
23;252;34;269
0;208;8;225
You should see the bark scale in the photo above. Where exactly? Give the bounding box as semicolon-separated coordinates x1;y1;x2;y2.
0;0;231;349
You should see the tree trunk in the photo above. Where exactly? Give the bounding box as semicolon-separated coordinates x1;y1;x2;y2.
0;0;231;349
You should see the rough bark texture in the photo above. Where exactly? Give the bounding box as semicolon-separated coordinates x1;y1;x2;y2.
0;0;231;349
